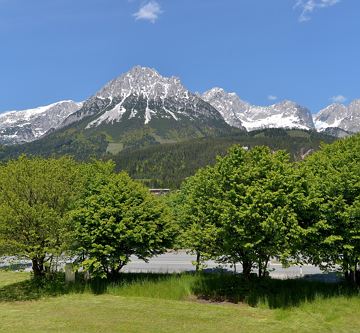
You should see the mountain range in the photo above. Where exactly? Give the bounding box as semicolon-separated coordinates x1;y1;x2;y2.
0;101;83;145
0;66;358;148
201;88;315;131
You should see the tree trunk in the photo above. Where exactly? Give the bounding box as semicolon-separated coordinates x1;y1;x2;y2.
196;251;201;272
355;270;360;285
345;267;359;285
262;256;270;278
108;261;126;280
242;260;252;279
258;261;262;278
31;257;45;278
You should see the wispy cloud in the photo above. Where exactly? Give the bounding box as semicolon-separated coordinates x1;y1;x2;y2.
294;0;340;22
330;95;347;103
268;95;278;101
133;1;163;23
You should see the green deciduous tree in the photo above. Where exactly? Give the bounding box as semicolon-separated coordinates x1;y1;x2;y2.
178;145;306;278
173;167;221;271
72;170;175;279
0;156;85;277
212;146;306;277
302;135;360;284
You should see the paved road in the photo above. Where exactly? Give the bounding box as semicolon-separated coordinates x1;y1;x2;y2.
1;251;339;281
122;251;331;279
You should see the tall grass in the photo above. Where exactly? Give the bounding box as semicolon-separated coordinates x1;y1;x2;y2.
192;273;359;308
0;271;359;309
107;273;195;300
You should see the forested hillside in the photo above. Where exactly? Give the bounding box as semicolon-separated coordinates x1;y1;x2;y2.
0;128;336;189
112;129;336;188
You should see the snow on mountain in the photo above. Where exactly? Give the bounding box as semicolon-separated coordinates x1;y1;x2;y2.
63;66;228;129
315;100;360;133
201;88;248;128
1;67;358;147
242;100;315;131
0;101;83;144
202;88;315;131
96;66;191;102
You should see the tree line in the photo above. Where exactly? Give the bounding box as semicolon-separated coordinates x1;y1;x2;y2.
0;133;359;284
1;128;335;190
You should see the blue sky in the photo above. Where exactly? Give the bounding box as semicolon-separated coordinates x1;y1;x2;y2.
0;0;358;113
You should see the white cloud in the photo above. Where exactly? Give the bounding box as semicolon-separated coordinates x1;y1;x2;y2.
294;0;340;22
268;95;278;101
330;95;347;103
133;1;163;23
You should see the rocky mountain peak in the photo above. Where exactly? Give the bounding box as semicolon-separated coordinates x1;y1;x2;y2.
349;99;360;111
202;88;249;128
2;67;360;146
203;88;314;131
0;100;82;144
59;67;229;131
95;66;188;101
274;100;298;108
315;99;360;133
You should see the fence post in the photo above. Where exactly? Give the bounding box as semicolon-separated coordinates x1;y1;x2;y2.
65;263;75;283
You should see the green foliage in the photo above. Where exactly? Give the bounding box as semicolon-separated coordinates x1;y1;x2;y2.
0;129;109;161
71;171;175;279
214;146;307;276
0;128;335;190
177;146;306;277
113;129;335;189
0;156;87;277
302;134;360;284
171;167;221;270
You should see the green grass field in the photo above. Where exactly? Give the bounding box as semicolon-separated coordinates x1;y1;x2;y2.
0;271;359;333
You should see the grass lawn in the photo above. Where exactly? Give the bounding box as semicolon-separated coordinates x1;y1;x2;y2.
0;271;359;333
0;271;29;288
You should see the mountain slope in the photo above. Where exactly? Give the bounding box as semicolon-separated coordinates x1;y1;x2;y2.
59;66;234;153
111;128;336;188
201;88;248;128
0;101;82;144
0;67;235;157
315;100;360;133
202;88;315;131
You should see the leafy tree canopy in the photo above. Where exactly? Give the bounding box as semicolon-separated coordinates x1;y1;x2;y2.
177;145;306;277
71;170;176;279
302;134;360;284
0;156;89;276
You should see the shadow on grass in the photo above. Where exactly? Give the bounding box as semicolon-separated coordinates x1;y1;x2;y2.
192;273;360;308
0;272;184;302
0;272;359;308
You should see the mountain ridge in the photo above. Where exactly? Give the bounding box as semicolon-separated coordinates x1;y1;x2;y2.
0;100;83;145
315;100;360;133
202;88;315;131
0;66;359;146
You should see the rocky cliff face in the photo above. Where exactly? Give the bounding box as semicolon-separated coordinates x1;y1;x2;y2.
202;88;314;131
0;101;82;144
62;66;229;131
315;100;360;133
1;66;359;146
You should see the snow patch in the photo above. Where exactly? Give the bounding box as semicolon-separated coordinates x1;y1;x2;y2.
241;114;310;131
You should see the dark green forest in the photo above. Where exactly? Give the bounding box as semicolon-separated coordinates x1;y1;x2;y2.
112;129;336;188
0;128;336;188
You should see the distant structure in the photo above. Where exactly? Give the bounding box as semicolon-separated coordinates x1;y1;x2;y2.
149;189;170;196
